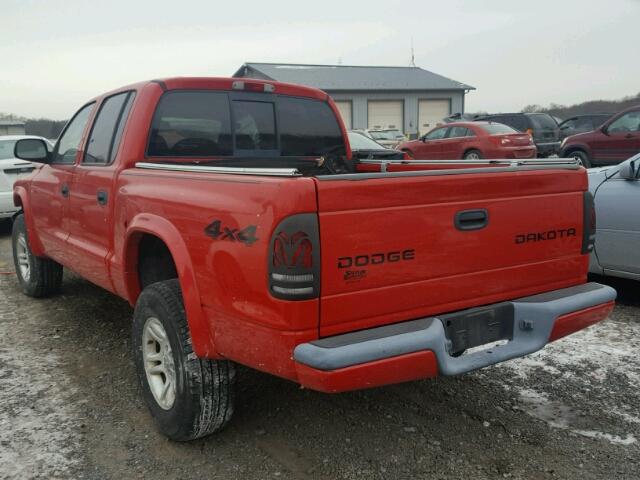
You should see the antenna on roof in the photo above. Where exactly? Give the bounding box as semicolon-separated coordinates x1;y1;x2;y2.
409;37;416;67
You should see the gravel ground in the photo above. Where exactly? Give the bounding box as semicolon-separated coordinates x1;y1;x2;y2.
0;218;638;479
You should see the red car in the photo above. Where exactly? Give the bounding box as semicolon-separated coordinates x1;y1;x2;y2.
560;105;640;168
398;122;537;160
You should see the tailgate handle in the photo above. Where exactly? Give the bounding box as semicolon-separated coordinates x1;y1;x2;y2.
455;209;488;231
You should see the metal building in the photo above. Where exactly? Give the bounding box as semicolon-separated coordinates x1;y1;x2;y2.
233;62;474;137
0;120;26;136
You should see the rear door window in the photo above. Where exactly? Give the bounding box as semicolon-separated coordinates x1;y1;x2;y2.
447;126;469;138
84;92;134;165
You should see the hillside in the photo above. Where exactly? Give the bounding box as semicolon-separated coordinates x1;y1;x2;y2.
0;113;67;139
522;93;640;120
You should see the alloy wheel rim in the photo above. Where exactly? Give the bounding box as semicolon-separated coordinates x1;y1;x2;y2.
142;317;177;410
16;234;31;282
467;152;480;160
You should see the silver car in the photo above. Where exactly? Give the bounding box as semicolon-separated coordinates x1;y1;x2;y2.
589;153;640;280
0;135;51;220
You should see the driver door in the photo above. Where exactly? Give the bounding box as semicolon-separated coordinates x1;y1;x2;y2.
28;102;95;264
414;126;449;159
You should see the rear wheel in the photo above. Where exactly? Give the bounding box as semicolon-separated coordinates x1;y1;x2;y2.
132;279;236;441
11;214;63;297
568;150;592;168
463;149;483;160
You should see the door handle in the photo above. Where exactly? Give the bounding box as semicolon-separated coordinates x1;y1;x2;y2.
97;190;108;205
61;184;69;197
455;209;489;231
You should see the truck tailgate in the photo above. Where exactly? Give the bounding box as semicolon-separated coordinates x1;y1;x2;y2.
314;167;588;337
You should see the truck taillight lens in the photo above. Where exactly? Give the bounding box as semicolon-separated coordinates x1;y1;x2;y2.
269;213;320;300
582;191;596;254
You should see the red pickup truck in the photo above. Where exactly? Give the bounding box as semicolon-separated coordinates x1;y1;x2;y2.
11;77;616;441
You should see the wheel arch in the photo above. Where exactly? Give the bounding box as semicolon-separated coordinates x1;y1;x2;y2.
12;186;45;256
562;143;592;159
123;213;219;358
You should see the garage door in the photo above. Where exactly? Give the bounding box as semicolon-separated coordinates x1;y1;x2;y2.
418;100;451;136
368;101;403;131
334;101;352;130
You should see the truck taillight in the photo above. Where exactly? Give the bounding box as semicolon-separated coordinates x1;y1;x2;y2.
268;213;320;300
582;191;596;254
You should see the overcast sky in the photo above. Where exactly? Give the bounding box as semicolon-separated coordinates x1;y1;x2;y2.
1;0;638;119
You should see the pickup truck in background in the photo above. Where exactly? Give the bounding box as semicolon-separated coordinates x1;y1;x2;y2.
11;77;616;441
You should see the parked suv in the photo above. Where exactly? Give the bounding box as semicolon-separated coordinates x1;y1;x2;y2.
474;113;560;157
560;105;640;167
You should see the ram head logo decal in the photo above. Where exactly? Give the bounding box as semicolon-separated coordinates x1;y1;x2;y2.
272;231;313;269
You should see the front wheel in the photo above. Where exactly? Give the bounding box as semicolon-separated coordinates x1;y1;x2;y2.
463;149;483;160
11;214;63;297
132;279;236;441
568;150;592;168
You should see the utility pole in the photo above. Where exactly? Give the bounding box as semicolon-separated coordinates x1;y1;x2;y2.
409;37;416;67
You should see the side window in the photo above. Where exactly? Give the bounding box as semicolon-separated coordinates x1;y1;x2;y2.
608;112;640;133
148;91;232;156
448;126;468;138
466;128;476;137
232;100;277;151
83;92;132;165
425;127;448;140
53;103;95;164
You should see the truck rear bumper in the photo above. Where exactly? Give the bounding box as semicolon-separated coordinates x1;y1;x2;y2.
294;283;616;392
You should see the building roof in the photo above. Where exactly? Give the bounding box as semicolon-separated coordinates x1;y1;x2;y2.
0;120;26;126
233;62;474;92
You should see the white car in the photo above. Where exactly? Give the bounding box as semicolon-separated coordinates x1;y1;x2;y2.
352;129;406;149
0;135;51;220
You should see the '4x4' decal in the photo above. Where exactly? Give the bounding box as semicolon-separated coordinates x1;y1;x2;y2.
205;220;258;246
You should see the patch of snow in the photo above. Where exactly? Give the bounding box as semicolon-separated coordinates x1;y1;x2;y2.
0;279;81;479
516;388;637;446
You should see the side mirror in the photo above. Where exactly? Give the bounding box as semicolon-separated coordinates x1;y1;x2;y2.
14;138;50;163
619;160;639;180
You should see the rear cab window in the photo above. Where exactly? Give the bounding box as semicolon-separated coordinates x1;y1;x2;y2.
147;91;345;158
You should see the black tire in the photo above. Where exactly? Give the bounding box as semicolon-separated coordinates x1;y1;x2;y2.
132;279;235;441
463;149;483;160
568;150;592;168
11;214;63;297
